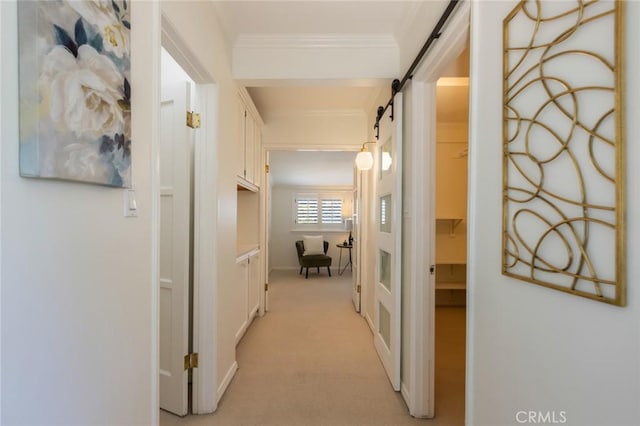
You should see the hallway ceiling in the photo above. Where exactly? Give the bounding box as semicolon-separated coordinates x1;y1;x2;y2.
211;0;467;127
212;1;422;44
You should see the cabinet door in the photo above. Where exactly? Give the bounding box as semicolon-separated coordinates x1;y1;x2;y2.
235;260;249;342
245;114;255;184
236;99;246;178
248;252;261;317
253;125;262;188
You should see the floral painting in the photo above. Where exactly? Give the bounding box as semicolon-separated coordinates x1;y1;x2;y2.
18;0;131;187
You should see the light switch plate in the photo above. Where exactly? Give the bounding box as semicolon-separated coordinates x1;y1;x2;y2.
124;189;138;217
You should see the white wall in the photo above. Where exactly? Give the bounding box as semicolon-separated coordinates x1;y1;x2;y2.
262;111;367;148
270;186;352;271
1;0;247;422
467;2;640;425
1;2;158;424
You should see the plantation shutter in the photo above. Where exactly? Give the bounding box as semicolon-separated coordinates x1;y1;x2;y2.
321;199;343;224
296;198;318;224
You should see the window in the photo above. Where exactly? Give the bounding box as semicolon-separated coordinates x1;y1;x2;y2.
293;192;349;230
321;199;343;224
295;198;318;224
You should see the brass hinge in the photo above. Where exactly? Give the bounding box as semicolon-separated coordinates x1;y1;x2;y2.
186;111;201;129
265;283;269;291
357;285;361;293
265;164;270;173
184;352;199;370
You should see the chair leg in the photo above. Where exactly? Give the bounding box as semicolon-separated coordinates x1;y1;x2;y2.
300;266;303;275
317;267;320;274
328;266;331;277
305;267;309;279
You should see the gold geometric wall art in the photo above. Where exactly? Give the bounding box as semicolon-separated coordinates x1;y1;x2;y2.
502;0;625;305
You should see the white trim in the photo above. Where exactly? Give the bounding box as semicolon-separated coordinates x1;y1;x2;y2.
265;109;367;119
365;312;375;333
235;318;250;345
235;34;397;50
405;0;470;419
149;3;162;425
217;361;238;404
161;15;215;84
238;86;264;126
412;2;471;84
0;3;5;422
265;144;361;152
192;84;219;414
401;383;411;410
160;15;220;416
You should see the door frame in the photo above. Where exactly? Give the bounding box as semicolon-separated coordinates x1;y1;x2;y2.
259;144;361;305
404;1;470;418
159;14;219;415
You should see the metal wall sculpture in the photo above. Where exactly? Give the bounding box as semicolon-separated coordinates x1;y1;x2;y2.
502;0;625;305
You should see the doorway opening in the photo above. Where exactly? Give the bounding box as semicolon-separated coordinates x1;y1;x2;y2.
158;26;220;417
433;47;469;423
264;149;358;290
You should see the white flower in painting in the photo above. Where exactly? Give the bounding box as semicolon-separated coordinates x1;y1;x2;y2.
66;0;130;58
40;44;124;140
63;143;104;181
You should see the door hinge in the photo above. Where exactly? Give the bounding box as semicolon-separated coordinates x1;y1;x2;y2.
265;164;270;173
186;111;201;129
357;285;361;293
184;352;199;370
430;265;435;275
265;283;269;291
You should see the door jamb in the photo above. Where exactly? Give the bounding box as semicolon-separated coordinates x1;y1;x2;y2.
259;144;361;311
160;14;219;415
405;1;470;418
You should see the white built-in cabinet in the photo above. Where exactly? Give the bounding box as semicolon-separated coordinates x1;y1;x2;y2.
234;248;261;344
237;91;262;191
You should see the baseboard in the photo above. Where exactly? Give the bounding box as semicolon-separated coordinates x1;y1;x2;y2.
401;382;411;410
365;312;375;333
270;266;300;271
217;361;238;403
235;319;249;346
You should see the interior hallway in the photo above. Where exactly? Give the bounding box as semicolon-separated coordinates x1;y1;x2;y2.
160;269;465;426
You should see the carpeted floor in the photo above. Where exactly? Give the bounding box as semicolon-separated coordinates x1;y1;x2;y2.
160;269;465;426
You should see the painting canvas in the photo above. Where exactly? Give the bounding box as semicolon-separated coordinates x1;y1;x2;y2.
18;0;131;187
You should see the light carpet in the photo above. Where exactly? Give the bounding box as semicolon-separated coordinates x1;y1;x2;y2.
161;269;465;426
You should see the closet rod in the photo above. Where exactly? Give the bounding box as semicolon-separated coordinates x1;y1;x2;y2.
374;0;461;135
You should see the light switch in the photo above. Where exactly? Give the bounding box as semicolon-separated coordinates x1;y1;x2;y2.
124;189;138;217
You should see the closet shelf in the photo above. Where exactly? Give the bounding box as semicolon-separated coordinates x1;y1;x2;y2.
435;259;466;265
436;282;466;290
436;218;464;236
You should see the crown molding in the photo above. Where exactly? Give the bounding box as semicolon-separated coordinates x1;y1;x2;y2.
264;109;368;119
235;34;397;50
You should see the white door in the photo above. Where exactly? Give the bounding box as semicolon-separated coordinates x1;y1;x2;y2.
374;93;403;390
352;169;361;312
159;82;192;416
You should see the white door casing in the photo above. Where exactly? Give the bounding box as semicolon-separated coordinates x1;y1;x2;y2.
159;82;192;416
352;168;362;312
374;93;403;391
407;1;470;418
